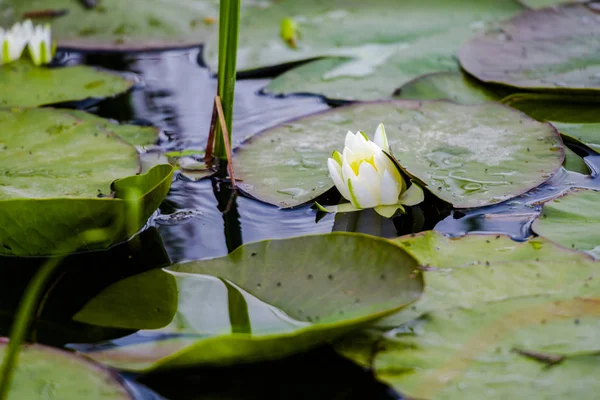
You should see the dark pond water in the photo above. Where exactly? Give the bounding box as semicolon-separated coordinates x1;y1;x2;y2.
2;48;600;399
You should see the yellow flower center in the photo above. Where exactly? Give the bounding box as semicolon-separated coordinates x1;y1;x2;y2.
350;156;377;175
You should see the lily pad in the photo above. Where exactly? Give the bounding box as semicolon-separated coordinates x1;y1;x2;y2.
502;95;600;152
394;72;502;105
0;108;173;255
375;293;600;399
233;101;563;208
63;110;160;147
1;0;219;51
380;232;592;326
204;0;522;101
0;339;132;399
459;3;600;92
532;190;600;257
0;60;133;108
79;233;423;371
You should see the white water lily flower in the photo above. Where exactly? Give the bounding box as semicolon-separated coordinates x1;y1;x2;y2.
0;20;54;66
27;23;54;66
318;123;424;218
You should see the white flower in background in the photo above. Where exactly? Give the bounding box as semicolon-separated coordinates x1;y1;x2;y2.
27;23;54;66
0;20;54;66
318;123;424;218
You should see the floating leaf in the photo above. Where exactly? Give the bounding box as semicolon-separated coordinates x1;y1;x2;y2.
0;108;173;256
0;60;133;107
234;101;563;208
1;0;219;51
519;0;588;9
375;293;600;399
79;233;423;371
562;146;590;175
62;110;160;147
380;232;592;326
394;72;502;105
532;190;600;257
203;0;522;101
0;339;132;399
459;3;600;92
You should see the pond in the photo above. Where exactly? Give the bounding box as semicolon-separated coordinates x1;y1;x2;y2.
1;1;600;399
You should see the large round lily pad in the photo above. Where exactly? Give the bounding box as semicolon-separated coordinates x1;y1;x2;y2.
0;60;133;107
0;339;132;399
0;0;219;51
78;233;423;371
203;0;522;101
0;108;173;255
233;101;564;208
459;3;600;92
532;190;600;257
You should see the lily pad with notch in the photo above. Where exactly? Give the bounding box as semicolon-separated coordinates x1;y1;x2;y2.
233;100;564;208
77;233;423;372
0;108;173;256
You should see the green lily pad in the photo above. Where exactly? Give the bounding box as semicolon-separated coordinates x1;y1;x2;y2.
563;146;591;175
0;339;132;399
375;293;600;399
532;190;600;257
62;110;160;147
79;233;423;371
1;0;219;51
519;0;587;8
459;3;600;93
502;95;600;152
379;232;592;326
394;72;502;105
0;108;173;255
0;60;133;108
234;101;563;208
204;0;522;101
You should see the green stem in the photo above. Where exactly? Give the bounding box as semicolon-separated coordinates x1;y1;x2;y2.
0;229;110;400
0;256;63;400
213;0;241;159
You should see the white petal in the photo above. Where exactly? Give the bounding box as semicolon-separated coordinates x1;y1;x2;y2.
341;158;356;180
357;161;381;198
379;169;402;205
382;153;406;192
352;129;369;152
328;158;351;201
342;146;357;165
344;131;356;149
374;123;390;153
373;151;387;176
348;175;378;209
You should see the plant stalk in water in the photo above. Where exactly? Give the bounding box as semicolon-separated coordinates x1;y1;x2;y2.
210;0;241;160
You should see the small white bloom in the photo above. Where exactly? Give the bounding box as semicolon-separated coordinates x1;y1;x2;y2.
27;23;53;66
321;123;424;218
0;20;54;66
